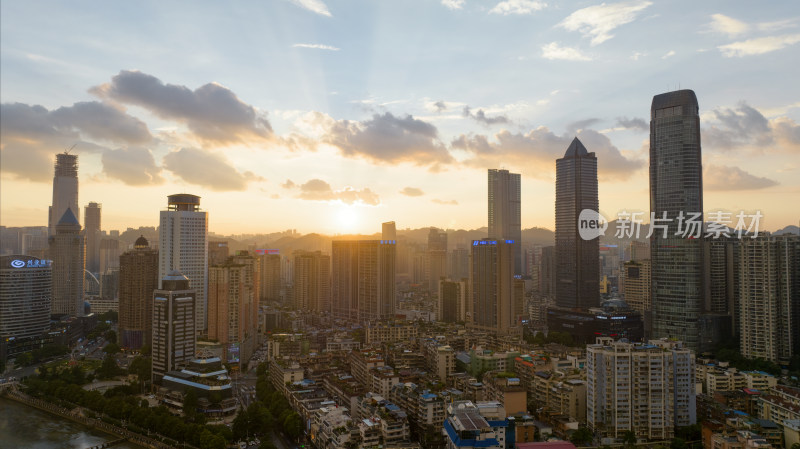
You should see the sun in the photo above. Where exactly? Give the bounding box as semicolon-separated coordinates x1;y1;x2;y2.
336;205;360;233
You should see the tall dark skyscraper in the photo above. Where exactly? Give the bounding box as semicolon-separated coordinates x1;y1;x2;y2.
49;209;85;317
49;152;79;236
650;89;704;351
427;227;447;294
118;236;158;349
488;169;522;276
555;138;599;310
84;202;101;273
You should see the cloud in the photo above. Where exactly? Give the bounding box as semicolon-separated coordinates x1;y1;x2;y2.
292;43;340;51
567;118;601;132
558;0;653;46
434;101;447;112
399;187;424;197
282;179;296;189
703;102;773;149
432;199;459;205
162;147;262;191
288;0;331;17
707;14;749;36
616;117;648;130
452;127;644;181
463;106;510;125
771;116;800;151
322;112;453;168
661;50;676;59
294;178;380;205
541;42;591;61
718;33;800;57
101;147;164;185
90;70;272;144
0;101;151;181
489;0;546;15
704;164;779;191
442;0;465;10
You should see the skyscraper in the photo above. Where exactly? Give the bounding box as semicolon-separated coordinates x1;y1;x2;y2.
555;137;599;310
488;169;522;276
158;194;208;335
48;209;85;317
331;240;395;323
152;270;196;384
293;250;331;313
258;251;282;304
438;279;468;323
49;152;79;236
470;239;518;335
84;202;101;273
427;227;447;294
118;236;158;349
208;253;258;364
649;90;704;351
382;221;397;241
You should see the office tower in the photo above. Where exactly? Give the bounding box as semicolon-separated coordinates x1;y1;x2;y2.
48;209;85;317
293;250;331;313
382;221;397;241
448;247;470;280
152;270;196;384
738;234;800;365
650;90;704;351
587;338;696;441
438;279;467;323
49;152;79;236
258;251;282;304
623;260;652;336
703;237;738;321
158;194;208;335
539;246;555;298
488;169;522;275
427;228;447;294
470;239;517;335
84;202;101;273
0;255;51;357
208;240;229;267
555;137;599;310
18;227;49;258
208;252;258;364
99;237;120;274
118;236;159;349
331;240;396;323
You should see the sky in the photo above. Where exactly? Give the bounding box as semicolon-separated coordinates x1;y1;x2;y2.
1;0;799;236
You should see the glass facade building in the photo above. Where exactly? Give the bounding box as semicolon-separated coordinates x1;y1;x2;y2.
488;169;522;276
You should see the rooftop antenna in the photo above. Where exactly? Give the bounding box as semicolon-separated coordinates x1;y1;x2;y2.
64;143;77;154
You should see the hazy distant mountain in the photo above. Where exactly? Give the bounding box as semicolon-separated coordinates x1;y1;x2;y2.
775;225;800;235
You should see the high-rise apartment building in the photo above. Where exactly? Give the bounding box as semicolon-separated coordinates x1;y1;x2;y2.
650;90;704;352
438;278;468;323
587;338;696;441
427;228;447;294
448;247;470;280
623;260;652;335
555;137;599;310
208;252;259;364
208;241;229;267
49;152;79;236
152;270;196;384
470;239;518;335
158;194;208;335
382;221;397;241
0;255;51;357
48;209;85;317
488;169;522;276
331;240;396;323
84;202;101;273
293;250;331;313
258;252;282;304
738;234;800;365
118;236;159;349
539;246;556;298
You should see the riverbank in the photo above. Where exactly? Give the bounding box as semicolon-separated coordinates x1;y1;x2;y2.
1;389;177;449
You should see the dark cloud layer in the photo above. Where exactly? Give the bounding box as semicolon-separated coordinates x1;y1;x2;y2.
452;127;644;180
102;147;164;185
0;101;151;181
616;116;648;130
463;106;510;125
91;70;272;144
323;112;452;168
162;147;261;191
704;164;779;191
704;102;772;149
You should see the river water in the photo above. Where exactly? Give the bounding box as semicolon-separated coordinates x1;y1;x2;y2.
0;397;143;448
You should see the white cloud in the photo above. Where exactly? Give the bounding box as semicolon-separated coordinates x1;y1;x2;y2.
559;0;653;46
707;14;749;36
718;33;800;57
489;0;547;15
441;0;465;10
661;50;675;59
541;42;591;61
292;43;340;51
630;51;646;60
288;0;331;17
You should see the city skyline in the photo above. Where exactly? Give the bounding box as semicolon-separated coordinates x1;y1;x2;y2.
2;1;799;235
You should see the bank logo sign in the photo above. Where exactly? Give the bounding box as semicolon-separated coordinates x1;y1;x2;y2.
8;259;52;268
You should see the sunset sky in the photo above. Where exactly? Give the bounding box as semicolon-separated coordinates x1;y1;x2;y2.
2;0;799;235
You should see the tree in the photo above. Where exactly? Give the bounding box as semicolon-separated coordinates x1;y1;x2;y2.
97;354;121;379
670;437;687;449
183;389;199;417
104;329;118;344
622;430;637;448
570;427;593;446
103;343;121;354
260;441;278;449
